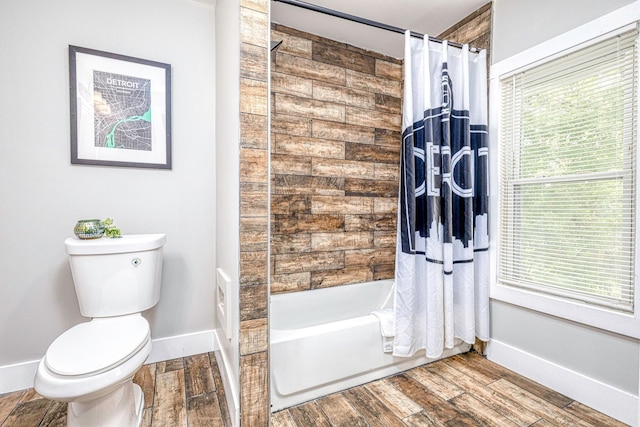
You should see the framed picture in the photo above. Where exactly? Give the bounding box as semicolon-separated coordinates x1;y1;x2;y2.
69;45;172;169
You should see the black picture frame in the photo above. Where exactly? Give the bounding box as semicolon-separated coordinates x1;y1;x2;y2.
69;45;172;169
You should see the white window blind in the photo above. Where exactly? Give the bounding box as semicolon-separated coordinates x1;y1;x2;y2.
499;28;638;311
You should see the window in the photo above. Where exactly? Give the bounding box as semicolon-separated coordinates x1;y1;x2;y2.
498;28;638;312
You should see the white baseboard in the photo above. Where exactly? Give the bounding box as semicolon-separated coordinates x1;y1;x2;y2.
213;329;240;427
0;329;218;395
487;339;638;426
146;329;218;364
0;359;40;394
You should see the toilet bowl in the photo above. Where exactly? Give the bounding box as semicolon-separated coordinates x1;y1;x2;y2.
34;234;166;427
35;315;151;426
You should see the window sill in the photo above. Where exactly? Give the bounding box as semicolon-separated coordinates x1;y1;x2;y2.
490;282;640;339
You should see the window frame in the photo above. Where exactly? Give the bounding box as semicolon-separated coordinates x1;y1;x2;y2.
489;2;640;339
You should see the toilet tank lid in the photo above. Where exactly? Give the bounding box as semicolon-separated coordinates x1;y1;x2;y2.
65;234;166;255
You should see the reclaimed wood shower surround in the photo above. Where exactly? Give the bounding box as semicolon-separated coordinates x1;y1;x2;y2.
270;24;403;294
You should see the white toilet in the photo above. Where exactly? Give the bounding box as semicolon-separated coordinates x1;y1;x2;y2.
34;233;166;427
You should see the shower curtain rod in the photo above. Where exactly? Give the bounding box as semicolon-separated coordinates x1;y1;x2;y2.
272;0;471;51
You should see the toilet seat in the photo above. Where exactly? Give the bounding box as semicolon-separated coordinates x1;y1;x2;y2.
45;315;150;377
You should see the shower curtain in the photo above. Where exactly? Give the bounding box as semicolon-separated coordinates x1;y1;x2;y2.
394;32;489;359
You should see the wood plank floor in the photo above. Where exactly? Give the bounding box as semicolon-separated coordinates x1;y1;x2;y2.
271;352;628;427
0;351;627;426
0;352;232;427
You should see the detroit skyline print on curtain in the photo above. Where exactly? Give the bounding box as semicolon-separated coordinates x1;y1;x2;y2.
395;32;489;359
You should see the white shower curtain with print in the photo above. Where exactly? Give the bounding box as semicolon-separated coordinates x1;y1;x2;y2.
394;32;489;358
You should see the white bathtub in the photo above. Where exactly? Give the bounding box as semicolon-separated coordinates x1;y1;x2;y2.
270;279;470;412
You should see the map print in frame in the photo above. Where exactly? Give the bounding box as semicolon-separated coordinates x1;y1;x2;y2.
69;45;172;169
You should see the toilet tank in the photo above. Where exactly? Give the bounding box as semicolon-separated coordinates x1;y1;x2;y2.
64;234;166;318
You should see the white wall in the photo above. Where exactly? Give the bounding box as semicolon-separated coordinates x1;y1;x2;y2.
492;0;635;63
491;302;639;393
490;1;639;425
0;0;217;392
214;0;241;424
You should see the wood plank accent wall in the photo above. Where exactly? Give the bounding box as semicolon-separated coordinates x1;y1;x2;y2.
438;2;492;65
270;24;403;295
239;0;270;425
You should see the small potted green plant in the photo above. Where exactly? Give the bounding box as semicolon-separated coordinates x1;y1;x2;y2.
101;218;122;238
73;218;122;239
